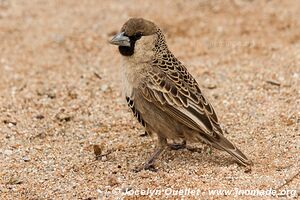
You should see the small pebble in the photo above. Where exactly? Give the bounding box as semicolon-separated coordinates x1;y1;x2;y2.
93;144;102;160
101;156;107;161
3;149;13;156
100;84;109;92
22;156;30;162
107;176;118;186
35;114;45;119
52;34;65;44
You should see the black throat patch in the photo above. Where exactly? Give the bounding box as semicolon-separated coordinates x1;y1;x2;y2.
118;41;135;56
118;34;141;56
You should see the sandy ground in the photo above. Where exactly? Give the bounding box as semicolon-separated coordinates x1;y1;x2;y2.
0;0;299;199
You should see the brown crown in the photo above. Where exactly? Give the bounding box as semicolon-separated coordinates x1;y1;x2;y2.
121;18;157;36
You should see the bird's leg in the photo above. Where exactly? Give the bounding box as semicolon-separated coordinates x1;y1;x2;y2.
141;147;164;171
133;135;167;172
169;140;186;150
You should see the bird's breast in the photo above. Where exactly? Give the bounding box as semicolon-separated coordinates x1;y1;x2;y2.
121;58;150;98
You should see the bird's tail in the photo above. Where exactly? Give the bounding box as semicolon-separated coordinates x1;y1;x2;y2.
198;132;252;166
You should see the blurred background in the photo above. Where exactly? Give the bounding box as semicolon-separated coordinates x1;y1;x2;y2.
0;0;299;199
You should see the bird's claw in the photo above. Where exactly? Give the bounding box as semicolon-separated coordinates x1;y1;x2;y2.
132;163;157;173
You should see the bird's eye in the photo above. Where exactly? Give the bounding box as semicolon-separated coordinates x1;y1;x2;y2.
134;32;142;40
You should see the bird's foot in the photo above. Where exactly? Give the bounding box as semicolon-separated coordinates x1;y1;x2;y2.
186;146;203;153
169;140;186;150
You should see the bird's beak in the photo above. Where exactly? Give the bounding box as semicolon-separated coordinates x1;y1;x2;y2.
109;32;130;47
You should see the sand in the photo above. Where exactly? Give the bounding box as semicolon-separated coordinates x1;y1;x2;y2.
0;0;299;199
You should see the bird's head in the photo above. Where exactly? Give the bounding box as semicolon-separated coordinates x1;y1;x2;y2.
110;18;165;59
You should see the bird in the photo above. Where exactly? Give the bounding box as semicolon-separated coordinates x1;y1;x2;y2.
109;18;252;171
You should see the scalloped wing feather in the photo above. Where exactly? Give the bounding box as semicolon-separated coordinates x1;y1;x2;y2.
140;63;222;137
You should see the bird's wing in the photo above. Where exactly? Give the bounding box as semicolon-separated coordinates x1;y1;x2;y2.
139;59;223;138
